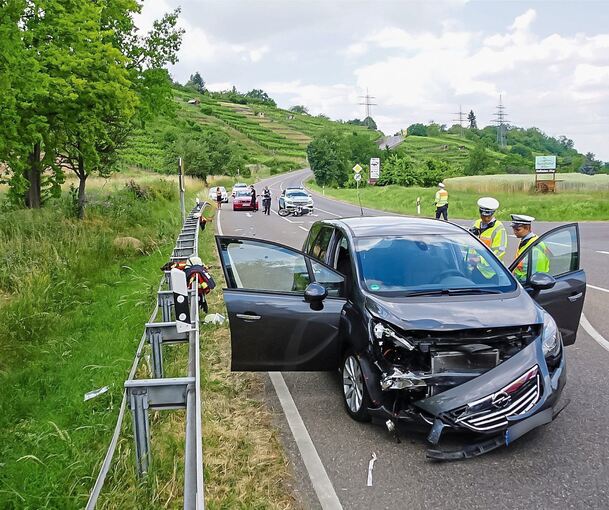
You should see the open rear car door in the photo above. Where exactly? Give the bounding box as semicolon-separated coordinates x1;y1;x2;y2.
509;223;586;345
216;236;346;370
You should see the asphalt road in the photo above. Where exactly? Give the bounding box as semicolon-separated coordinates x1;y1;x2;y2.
216;168;609;510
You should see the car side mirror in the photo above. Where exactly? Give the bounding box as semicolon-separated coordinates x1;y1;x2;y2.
304;283;328;310
529;272;556;291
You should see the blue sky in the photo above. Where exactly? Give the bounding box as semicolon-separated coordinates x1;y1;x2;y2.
137;0;609;160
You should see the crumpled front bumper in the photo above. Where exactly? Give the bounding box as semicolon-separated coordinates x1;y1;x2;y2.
367;337;567;460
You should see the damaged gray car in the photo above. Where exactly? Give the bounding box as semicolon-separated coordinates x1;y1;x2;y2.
215;216;586;459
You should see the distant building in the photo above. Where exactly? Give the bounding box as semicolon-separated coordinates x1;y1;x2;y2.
187;98;200;105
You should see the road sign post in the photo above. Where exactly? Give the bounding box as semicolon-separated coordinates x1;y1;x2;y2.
178;158;186;223
369;158;380;185
353;165;364;216
535;155;557;193
416;196;421;215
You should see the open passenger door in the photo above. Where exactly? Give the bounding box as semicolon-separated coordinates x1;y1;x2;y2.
215;236;346;371
509;223;585;345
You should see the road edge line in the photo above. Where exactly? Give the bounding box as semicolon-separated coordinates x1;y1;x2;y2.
581;313;609;353
269;373;343;510
216;206;342;510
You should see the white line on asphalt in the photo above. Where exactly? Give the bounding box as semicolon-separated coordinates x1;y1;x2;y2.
588;284;609;294
298;226;309;231
269;373;343;510
581;314;609;353
597;251;609;255
314;206;341;217
217;207;342;510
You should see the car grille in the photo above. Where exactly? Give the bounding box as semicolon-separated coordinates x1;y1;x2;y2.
452;366;541;432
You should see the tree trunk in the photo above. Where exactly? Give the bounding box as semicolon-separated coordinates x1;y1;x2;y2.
25;142;42;209
77;155;87;220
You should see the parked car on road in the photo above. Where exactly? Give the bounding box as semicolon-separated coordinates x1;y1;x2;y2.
278;188;314;212
232;189;258;211
208;186;228;203
231;183;248;198
215;216;585;459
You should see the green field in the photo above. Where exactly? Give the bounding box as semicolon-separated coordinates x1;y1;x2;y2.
308;175;609;221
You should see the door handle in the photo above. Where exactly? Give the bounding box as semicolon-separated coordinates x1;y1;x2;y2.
236;313;261;320
568;292;583;302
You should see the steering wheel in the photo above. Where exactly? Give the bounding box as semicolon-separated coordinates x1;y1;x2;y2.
431;269;464;284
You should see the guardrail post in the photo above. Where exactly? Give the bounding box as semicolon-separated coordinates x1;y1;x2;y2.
149;329;164;379
129;388;151;476
159;293;173;322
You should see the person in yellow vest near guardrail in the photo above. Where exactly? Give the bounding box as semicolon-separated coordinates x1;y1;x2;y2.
434;183;449;220
511;214;550;282
467;197;508;280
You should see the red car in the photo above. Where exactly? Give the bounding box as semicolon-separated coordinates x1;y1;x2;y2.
233;189;259;211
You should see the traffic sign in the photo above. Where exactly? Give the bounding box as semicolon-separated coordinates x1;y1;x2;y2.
369;158;380;179
354;173;362;182
353;164;362;173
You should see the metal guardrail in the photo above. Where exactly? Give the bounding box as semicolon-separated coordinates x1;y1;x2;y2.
86;203;206;509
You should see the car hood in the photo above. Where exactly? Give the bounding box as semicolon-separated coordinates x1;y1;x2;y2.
364;289;542;332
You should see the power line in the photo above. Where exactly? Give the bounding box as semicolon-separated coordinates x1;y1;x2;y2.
492;94;509;147
358;88;377;119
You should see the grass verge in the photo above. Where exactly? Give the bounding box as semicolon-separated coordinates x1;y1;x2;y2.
0;174;295;509
308;179;609;222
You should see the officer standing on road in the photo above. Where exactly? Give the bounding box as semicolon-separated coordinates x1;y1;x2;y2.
434;183;449;221
262;186;271;215
511;214;550;282
470;197;507;262
250;185;257;211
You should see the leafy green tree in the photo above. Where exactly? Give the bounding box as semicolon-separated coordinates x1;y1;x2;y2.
407;123;427;136
510;144;532;159
289;105;309;114
363;116;377;130
467;110;477;129
465;143;491;175
244;89;276;106
186;72;205;93
307;131;349;187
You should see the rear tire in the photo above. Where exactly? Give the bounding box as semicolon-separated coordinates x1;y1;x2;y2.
278;208;290;217
341;351;371;422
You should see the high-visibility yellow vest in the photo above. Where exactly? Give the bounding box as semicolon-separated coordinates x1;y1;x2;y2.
513;235;550;281
435;189;448;207
473;218;507;261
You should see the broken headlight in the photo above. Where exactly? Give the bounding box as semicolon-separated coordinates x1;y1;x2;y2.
371;321;415;351
542;311;561;359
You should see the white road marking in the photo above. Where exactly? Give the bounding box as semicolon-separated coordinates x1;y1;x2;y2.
217;207;342;510
581;314;609;353
298;226;309;232
314;206;341;217
597;251;609;255
269;373;343;510
588;284;609;294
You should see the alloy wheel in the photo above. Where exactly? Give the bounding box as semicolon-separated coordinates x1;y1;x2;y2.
343;355;364;413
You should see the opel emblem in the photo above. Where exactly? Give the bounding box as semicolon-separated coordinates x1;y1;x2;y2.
491;391;511;409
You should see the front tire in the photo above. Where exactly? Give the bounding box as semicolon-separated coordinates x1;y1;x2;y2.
278;208;290;217
342;352;371;422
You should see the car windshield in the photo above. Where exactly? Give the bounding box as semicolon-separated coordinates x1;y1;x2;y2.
234;183;247;188
236;190;252;197
356;234;516;295
286;191;308;198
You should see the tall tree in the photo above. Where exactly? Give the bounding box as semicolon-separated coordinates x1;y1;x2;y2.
468;110;478;129
186;72;205;93
289;105;309;114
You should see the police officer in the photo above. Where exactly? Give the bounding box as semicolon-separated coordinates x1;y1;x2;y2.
262;186;271;215
470;197;507;262
511;214;550;282
434;183;449;220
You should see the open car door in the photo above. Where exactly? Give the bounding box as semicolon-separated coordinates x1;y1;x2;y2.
216;236;346;371
509;223;585;345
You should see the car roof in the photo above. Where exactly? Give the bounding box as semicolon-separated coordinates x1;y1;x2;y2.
233;183;247;187
321;216;467;237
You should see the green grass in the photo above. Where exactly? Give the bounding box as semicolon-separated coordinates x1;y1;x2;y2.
0;176;295;509
308;179;609;221
446;173;609;193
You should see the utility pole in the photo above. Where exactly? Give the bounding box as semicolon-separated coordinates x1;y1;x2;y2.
492;94;509;148
177;157;186;223
359;88;377;119
451;104;466;138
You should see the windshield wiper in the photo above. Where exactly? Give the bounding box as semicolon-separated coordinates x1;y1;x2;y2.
404;288;501;297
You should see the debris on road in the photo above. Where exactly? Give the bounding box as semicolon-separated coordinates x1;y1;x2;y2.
204;313;225;325
84;386;109;402
366;452;377;487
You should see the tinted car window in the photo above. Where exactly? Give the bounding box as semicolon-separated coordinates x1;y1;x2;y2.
356;234;515;295
310;227;334;262
311;261;344;297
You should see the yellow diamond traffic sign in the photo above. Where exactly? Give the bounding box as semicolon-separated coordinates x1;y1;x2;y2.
353;164;362;173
